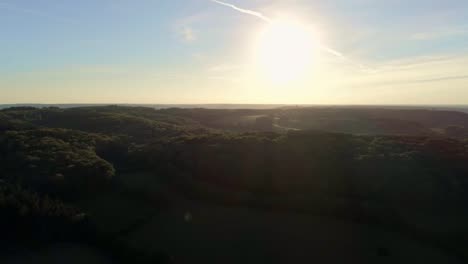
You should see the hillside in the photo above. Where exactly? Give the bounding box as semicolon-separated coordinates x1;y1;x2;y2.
1;105;468;263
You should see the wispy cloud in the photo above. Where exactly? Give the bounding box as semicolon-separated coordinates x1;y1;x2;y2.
329;54;468;90
411;27;468;40
360;54;467;75
208;63;242;72
206;62;245;83
179;26;196;42
174;12;210;44
399;75;468;84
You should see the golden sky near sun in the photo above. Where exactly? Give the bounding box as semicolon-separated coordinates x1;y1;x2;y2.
1;0;468;104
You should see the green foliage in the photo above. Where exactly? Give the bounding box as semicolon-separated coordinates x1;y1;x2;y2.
134;130;468;208
0;181;87;244
0;112;34;132
0;129;115;198
444;125;468;139
0;106;209;143
2;105;468;206
2;105;468;262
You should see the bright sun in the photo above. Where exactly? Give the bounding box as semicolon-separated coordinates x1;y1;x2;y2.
255;19;318;84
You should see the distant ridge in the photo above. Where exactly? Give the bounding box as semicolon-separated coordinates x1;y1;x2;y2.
1;104;468;113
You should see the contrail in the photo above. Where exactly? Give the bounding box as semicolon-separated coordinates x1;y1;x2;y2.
210;0;372;71
320;44;371;71
210;0;272;23
320;46;345;59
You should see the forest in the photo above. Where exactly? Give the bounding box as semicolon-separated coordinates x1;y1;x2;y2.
1;105;468;263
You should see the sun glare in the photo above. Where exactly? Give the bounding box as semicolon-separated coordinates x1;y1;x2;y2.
255;19;318;84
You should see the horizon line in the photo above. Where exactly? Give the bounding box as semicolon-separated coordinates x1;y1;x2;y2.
1;103;467;107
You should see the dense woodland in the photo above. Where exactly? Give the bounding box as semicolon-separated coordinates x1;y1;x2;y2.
1;105;468;263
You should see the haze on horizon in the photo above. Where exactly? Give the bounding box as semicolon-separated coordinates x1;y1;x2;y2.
1;0;468;105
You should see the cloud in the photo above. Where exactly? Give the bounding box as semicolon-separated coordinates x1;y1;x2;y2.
397;74;468;84
411;27;468;40
206;62;245;83
174;12;209;44
325;53;468;89
208;75;242;83
208;63;242;72
179;26;196;42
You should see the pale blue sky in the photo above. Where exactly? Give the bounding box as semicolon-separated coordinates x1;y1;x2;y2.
1;0;468;104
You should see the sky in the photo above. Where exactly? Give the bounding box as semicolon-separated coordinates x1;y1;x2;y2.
1;0;468;105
